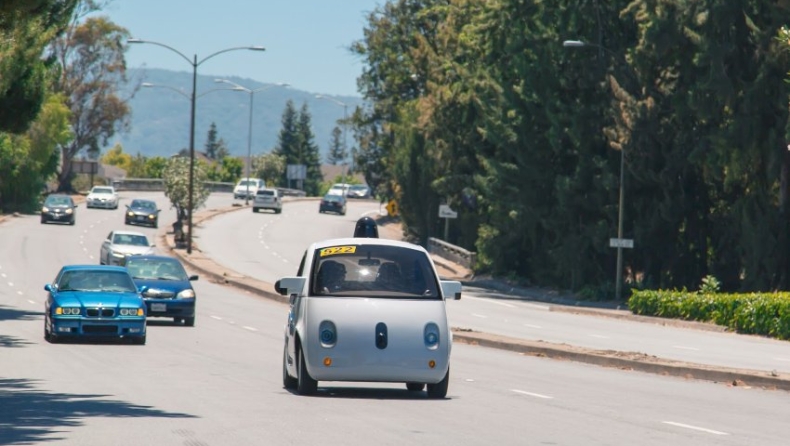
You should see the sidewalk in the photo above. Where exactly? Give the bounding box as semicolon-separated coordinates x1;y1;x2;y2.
160;202;790;392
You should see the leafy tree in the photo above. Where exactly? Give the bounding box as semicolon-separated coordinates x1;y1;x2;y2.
0;0;78;134
272;100;300;188
144;156;167;178
326;126;347;165
162;156;209;223
204;122;230;160
205;156;243;183
100;142;131;172
0;93;72;211
296;102;323;196
49;4;135;191
252;152;286;186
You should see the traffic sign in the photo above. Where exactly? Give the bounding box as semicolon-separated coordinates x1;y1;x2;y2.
609;238;634;249
385;200;398;217
438;204;458;219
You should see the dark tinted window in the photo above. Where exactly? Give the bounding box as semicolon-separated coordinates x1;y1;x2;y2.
126;258;188;281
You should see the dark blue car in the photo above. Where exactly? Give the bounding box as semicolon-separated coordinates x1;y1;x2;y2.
44;265;147;344
124;255;198;326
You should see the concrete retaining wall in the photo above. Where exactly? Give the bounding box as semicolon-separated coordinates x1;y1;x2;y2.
427;237;476;270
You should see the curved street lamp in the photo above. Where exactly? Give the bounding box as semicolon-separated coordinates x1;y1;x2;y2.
214;79;290;204
128;38;265;254
563;38;631;302
315;94;350;183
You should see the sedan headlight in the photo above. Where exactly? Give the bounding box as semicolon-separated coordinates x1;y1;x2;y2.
127;211;134;217
148;214;156;219
424;323;440;350
56;306;80;315
42;206;49;212
111;251;126;258
65;208;73;214
119;308;144;316
176;289;195;299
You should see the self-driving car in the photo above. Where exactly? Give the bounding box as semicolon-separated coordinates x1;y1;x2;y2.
44;265;147;344
125;255;198;326
277;237;462;397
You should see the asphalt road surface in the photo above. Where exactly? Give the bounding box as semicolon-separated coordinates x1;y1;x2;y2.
0;191;788;445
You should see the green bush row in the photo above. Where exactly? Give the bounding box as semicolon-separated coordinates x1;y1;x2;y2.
628;290;790;340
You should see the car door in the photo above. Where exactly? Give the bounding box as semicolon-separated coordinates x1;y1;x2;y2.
286;250;309;366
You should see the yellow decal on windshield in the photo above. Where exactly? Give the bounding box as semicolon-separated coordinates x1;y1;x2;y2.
320;246;357;257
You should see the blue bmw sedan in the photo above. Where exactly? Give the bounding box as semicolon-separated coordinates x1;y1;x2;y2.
44;265;147;344
124;255;198;326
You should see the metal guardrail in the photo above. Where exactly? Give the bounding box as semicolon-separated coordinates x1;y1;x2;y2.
427;237;476;270
112;178;306;197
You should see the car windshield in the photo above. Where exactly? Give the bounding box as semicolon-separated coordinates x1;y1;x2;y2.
350;185;367;191
45;196;72;206
112;234;150;246
131;200;156;210
126;258;188;281
92;188;113;195
324;194;343;202
238;180;256;187
57;270;137;293
311;244;440;299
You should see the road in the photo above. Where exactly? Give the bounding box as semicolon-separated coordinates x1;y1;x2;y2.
0;191;788;445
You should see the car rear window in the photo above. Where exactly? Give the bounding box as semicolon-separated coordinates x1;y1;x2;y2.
310;244;439;299
257;189;275;196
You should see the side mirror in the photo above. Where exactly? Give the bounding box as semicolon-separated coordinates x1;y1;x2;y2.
274;280;285;295
275;277;306;297
44;284;52;292
189;275;199;281
440;280;462;300
138;285;149;294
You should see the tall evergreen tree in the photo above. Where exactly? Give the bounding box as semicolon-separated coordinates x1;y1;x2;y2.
272;100;299;188
296;102;323;196
326;126;347;165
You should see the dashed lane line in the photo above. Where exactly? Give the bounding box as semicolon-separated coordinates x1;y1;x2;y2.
511;389;553;399
662;421;728;436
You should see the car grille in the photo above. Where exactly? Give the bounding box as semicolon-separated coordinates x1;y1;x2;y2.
83;325;118;334
144;289;175;299
86;308;115;317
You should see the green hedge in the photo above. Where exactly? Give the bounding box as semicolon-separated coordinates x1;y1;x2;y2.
628;290;790;340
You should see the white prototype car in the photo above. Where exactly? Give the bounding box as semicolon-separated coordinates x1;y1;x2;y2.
277;237;462;397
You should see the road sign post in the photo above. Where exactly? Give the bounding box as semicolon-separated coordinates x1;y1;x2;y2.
439;204;458;240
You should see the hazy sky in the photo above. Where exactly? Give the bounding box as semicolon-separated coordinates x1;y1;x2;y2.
101;0;383;98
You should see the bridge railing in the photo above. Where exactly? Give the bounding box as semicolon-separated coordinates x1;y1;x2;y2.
111;178;306;196
427;237;476;270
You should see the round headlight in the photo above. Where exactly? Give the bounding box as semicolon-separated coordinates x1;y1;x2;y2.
424;323;440;349
127;212;134;217
42;207;49;212
177;289;195;299
65;208;73;214
318;320;337;347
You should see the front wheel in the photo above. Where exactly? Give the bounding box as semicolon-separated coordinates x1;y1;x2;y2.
184;317;195;327
283;347;298;390
297;347;317;395
406;383;425;392
426;368;449;399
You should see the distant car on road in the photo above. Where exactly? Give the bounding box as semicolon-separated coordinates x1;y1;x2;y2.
99;230;156;266
346;184;371;199
319;193;347;215
277;237;462;396
40;194;77;225
233;178;265;200
125;255;198;326
125;199;160;228
327;183;351;197
44;265;147;344
252;188;282;214
86;185;119;209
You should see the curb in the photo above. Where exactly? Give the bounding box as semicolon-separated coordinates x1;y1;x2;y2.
160;200;790;391
452;329;790;391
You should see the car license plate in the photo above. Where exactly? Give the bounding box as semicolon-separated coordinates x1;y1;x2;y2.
137;216;146;221
151;303;166;312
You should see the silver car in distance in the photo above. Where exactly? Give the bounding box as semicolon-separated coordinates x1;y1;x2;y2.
277;237;462;397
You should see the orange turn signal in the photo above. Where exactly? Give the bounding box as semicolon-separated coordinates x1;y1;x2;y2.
323;357;332;367
428;360;436;369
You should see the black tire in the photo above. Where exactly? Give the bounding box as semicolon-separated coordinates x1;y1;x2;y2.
44;320;58;343
40;218;46;224
252;208;258;213
69;219;75;226
275;209;281;214
174;317;183;324
132;335;146;345
297;347;317;395
184;317;195;327
283;347;298;390
426;368;449;399
406;383;425;392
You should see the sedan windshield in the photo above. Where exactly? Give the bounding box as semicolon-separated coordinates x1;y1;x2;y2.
92;188;113;194
57;270;137;293
131;200;156;210
113;234;150;246
126;258;188;281
45;196;72;206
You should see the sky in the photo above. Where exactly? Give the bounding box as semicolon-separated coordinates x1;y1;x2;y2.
100;0;383;98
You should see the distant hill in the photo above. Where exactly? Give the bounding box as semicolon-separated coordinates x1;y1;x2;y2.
111;68;365;161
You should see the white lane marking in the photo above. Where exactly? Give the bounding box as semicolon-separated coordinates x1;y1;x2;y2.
463;295;517;308
7;282;12;287
524;323;543;329
79;240;84;244
28;300;37;305
673;345;700;351
471;313;488;319
773;357;790;362
282;259;289;263
511;389;553;399
1;273;5;278
88;255;94;260
243;326;258;332
662;421;728;436
211;315;223;321
17;291;23;295
588;334;610;339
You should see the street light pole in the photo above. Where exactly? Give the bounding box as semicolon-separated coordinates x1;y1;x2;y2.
315;95;350;182
128;39;265;254
214;80;289;204
563;39;629;301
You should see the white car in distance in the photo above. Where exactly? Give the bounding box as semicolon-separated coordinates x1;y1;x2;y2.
233;178;265;200
86;185;119;209
277;237;462;397
99;230;156;266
